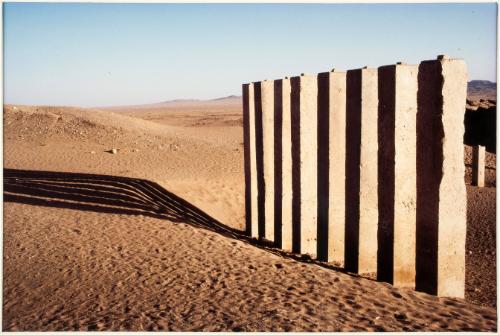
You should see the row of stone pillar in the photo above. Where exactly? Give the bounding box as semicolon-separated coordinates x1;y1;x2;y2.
242;56;468;298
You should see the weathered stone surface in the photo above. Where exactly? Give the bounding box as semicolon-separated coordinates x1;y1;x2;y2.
437;58;468;297
378;64;417;287
358;68;379;275
277;78;293;251
472;145;485;187
345;68;378;275
261;80;275;242
244;83;259;238
328;71;347;265
416;57;467;298
243;84;251;235
291;74;318;257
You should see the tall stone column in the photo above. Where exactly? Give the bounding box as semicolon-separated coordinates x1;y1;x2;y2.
316;70;347;264
243;83;259;238
416;56;468;298
276;78;293;251
378;63;418;287
261;80;275;242
345;67;378;275
291;74;318;257
472;145;485;187
328;70;347;265
242;83;251;235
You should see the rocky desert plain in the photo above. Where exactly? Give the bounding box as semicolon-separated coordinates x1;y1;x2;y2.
2;81;497;331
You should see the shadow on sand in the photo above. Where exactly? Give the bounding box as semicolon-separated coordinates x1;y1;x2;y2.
3;168;346;274
4;168;245;239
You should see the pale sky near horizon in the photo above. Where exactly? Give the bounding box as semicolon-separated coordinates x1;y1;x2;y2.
4;2;498;107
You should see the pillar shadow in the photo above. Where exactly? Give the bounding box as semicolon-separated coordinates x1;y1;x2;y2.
4;168;348;275
290;76;302;254
377;65;396;283
415;61;443;295
344;69;362;273
317;72;330;261
3;168;245;240
254;82;266;239
464;106;497;153
274;80;284;248
242;84;252;236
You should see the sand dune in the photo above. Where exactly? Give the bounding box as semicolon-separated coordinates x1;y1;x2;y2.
3;103;497;331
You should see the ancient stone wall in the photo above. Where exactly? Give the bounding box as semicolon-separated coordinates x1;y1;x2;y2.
242;56;468;298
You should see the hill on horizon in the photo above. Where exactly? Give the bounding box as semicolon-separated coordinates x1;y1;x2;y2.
109;79;495;110
468;80;496;101
102;95;242;110
16;80;494;111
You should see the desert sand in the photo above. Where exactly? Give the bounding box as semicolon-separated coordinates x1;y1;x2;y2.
3;100;497;331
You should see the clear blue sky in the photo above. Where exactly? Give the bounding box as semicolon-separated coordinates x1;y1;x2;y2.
4;3;497;107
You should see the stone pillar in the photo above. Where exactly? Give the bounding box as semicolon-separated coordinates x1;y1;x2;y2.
291;74;318;257
316;70;347;264
277;78;293;251
261;80;275;242
243;83;259;238
345;68;378;275
472;145;485;187
416;56;468;298
328;70;347;265
242;83;251;235
378;63;417;287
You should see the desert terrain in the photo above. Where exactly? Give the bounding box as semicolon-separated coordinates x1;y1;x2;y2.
2;94;497;331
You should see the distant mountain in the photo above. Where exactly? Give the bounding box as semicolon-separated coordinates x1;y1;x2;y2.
155;95;242;106
158;98;201;104
468;80;496;101
210;95;241;101
150;96;241;105
102;95;242;110
105;80;497;111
